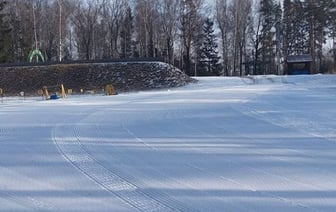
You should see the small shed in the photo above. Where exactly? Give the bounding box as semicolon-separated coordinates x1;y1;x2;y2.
286;54;312;75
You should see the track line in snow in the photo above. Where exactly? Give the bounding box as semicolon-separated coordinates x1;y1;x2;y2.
159;109;321;212
0;169;56;211
0;127;12;136
116;111;309;212
0;191;49;211
235;102;336;144
122;124;158;151
161;85;335;211
63;96;209;211
52;125;180;212
116;123;237;212
73;110;197;212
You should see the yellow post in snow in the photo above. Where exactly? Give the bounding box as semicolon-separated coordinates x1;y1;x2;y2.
61;84;66;99
43;86;49;100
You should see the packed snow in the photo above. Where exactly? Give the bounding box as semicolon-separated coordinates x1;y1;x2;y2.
0;74;336;211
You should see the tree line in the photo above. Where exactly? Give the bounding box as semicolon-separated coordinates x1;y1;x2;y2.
0;0;336;76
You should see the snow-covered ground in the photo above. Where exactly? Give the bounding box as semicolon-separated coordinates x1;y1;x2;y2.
0;75;336;211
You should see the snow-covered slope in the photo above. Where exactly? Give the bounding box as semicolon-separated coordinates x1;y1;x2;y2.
0;62;194;95
0;74;335;211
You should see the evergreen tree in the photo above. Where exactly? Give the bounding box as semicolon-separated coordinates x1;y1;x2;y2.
284;1;309;55
259;0;276;74
198;18;221;76
274;3;282;74
283;0;293;57
328;1;336;71
0;1;12;63
306;0;331;73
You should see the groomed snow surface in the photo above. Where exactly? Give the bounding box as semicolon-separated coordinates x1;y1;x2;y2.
0;74;336;211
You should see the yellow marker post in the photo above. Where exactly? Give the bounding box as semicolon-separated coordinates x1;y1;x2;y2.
43;86;49;100
61;84;66;99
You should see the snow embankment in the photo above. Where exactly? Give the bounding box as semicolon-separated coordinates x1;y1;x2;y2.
0;61;195;96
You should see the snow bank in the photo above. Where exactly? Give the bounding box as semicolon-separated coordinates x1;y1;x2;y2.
0;62;194;96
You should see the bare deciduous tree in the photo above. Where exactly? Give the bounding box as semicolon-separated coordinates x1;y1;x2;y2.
134;0;160;58
158;0;180;64
179;0;203;75
230;0;252;76
101;0;127;58
71;0;101;60
216;0;230;75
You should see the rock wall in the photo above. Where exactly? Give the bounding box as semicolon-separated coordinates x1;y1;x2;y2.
0;62;195;96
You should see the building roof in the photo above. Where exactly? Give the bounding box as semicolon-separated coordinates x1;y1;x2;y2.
286;54;313;63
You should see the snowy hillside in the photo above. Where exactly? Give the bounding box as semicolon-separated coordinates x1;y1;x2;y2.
0;62;194;95
0;74;335;211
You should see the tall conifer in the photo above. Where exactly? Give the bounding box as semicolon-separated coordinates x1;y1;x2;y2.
198;18;221;76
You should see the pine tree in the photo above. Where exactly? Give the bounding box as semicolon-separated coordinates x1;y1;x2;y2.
283;0;293;57
328;1;336;71
274;3;282;74
198;18;221;76
0;1;12;63
259;0;276;74
284;1;309;55
306;0;331;73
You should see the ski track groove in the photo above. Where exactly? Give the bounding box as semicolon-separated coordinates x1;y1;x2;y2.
0;191;49;211
184;105;336;185
119;121;260;212
162;82;335;212
75;112;199;212
0;127;12;136
235;95;336;143
230;104;336;190
52;125;179;212
168;109;321;212
0;172;55;211
0;132;58;211
105;88;318;211
193;104;336;207
50;93;185;211
118;123;243;212
74;125;194;212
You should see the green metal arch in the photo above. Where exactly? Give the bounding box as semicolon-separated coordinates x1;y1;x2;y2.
28;49;45;63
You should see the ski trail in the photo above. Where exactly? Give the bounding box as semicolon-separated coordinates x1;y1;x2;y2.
0;191;47;211
76;123;198;212
0;127;12;137
235;100;336;143
173;107;336;211
109;106;310;211
120;124;262;212
155;111;317;212
0;166;56;211
0;129;57;211
52;124;179;212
